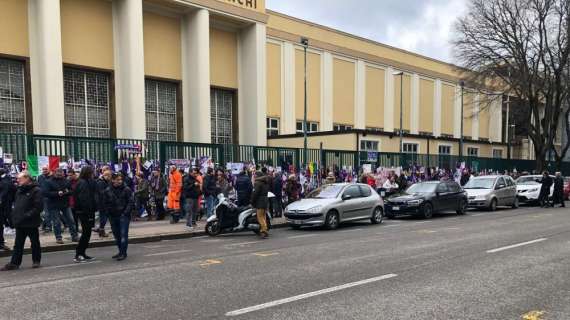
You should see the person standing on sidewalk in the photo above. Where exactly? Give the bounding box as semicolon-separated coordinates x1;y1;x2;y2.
235;167;253;207
44;168;78;244
103;173;133;261
203;168;218;218
73;166;98;263
183;168;202;231
271;171;283;218
553;172;565;208
1;171;43;271
134;172;151;220
150;169;167;220
38;167;51;233
167;166;183;223
251;170;270;239
67;169;79;232
0;169;15;251
539;171;553;208
96;169;112;238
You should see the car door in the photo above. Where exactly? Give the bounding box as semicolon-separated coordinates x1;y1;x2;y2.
435;183;453;211
505;176;517;204
339;185;363;220
357;185;376;218
447;182;463;209
495;177;507;205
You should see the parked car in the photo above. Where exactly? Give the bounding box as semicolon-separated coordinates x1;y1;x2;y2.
516;175;554;203
564;177;570;200
464;175;518;211
284;183;384;230
384;181;468;219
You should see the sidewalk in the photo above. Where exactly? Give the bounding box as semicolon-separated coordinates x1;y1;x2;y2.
0;216;288;258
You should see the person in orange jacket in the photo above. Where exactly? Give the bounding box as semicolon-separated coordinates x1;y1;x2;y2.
167;165;183;223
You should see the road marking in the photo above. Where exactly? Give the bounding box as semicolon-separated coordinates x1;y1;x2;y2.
444;227;462;231
487;238;547;254
414;221;433;224
287;234;317;239
201;239;226;243
143;245;167;249
199;259;223;267
340;228;364;233
470;213;485;217
416;229;437;234
522;310;545;320
193;236;209;239
225;273;397;317
43;260;102;270
253;252;279;257
383;224;402;228
226;241;261;247
144;249;193;257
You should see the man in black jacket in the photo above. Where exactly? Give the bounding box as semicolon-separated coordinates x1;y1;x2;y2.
95;169;112;237
539;171;553;208
102;173;134;261
553;172;565;208
1;171;43;271
251;171;270;239
45;168;78;244
235;168;253;207
37;167;51;232
73;166;99;263
0;169;15;251
203;168;218;218
183;168;202;230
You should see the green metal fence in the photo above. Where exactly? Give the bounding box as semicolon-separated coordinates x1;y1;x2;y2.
0;133;561;174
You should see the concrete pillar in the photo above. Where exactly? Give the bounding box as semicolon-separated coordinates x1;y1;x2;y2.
282;42;295;134
384;67;394;132
354;60;366;129
472;93;480;140
181;9;211;143
238;23;267;146
433;79;442;137
28;0;65;135
454;85;462;139
321;52;333;132
112;0;146;139
410;73;420;134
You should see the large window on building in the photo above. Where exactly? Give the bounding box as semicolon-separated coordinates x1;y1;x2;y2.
402;143;419;154
467;147;479;157
296;121;318;134
211;88;234;145
492;149;503;159
438;145;451;155
333;123;353;132
64;68;110;138
266;117;279;137
360;140;379;151
145;80;177;141
0;59;26;133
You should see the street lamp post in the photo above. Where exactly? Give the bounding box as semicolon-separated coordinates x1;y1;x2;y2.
301;37;309;171
508;124;516;159
393;71;404;152
459;80;465;159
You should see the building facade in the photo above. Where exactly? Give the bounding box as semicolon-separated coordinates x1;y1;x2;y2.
0;0;513;158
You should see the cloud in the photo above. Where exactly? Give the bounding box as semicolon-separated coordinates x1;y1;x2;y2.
266;0;468;63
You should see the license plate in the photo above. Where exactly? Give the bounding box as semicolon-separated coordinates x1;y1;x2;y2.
293;220;303;225
392;206;400;211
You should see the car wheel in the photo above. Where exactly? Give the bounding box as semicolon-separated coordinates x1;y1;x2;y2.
371;207;383;224
456;199;467;215
489;198;497;211
511;197;519;209
324;211;339;230
422;203;433;219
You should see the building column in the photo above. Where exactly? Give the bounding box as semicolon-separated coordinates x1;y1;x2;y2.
238;23;267;146
282;42;295;134
454;85;462;139
112;0;146;139
489;97;502;143
28;0;65;135
472;93;480;140
410;73;420;134
321;52;333;132
354;60;366;129
181;9;211;143
433;79;442;137
384;67;395;132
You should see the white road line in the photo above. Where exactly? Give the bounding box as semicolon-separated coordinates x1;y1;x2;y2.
193;236;209;239
225;274;398;317
383;224;402;228
486;238;548;254
287;234;317;239
340;228;364;233
144;249;193;257
414;221;433;224
226;241;262;247
470;213;484;217
43;260;102;270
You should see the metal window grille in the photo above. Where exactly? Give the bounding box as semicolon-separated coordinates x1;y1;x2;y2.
64;68;110;138
402;143;419;154
467;147;479;157
360;140;379;151
0;59;26;133
211;89;233;145
296;121;319;134
145;80;177;141
438;145;451;155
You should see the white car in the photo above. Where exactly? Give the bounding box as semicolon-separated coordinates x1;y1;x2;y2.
515;175;554;203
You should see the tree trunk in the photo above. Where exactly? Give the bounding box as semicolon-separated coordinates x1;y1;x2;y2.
535;153;547;174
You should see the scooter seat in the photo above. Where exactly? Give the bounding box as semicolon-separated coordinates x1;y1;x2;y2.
237;205;252;212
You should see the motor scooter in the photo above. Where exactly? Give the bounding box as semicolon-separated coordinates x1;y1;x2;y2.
205;193;273;236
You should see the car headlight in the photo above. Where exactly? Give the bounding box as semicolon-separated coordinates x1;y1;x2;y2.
407;199;423;206
306;206;323;214
529;188;539;192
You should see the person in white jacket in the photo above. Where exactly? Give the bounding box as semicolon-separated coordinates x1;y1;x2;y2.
382;176;399;192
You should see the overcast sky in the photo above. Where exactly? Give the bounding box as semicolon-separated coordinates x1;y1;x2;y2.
266;0;468;64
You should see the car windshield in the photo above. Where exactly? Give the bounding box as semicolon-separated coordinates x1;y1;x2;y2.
516;176;541;185
405;183;437;194
464;178;495;189
307;185;343;199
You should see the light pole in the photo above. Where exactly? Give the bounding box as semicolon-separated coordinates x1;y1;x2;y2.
459;80;465;159
393;71;404;152
301;37;309;171
508;123;516;159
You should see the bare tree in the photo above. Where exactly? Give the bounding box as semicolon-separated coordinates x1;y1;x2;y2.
453;0;570;171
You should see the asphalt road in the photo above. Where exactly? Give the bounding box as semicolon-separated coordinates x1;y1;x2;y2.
1;205;569;320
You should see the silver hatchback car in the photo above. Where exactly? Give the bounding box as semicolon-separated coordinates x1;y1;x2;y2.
464;175;518;210
284;183;384;230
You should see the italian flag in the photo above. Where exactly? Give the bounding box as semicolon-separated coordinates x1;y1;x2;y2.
27;155;60;177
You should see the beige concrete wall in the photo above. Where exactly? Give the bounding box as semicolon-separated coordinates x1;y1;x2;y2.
419;78;434;133
268;133;356;150
429;140;459;156
333;58;355;125
143;11;181;79
393;74;411;131
266;42;281;117
365;66;385;128
210;28;238;88
463;91;475;137
441;83;455;136
61;0;114;69
479;100;490;139
0;0;28;56
295;49;321;122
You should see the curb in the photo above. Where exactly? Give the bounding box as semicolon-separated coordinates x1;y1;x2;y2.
0;222;290;258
